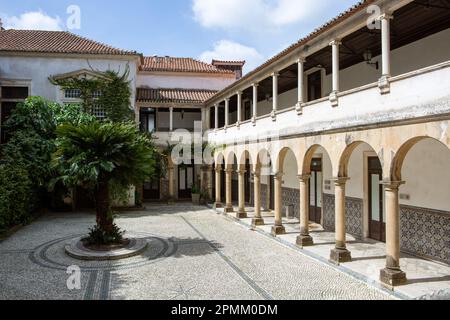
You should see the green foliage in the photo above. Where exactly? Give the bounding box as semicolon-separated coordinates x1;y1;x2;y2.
50;67;134;123
53;121;157;192
0;97;96;231
191;184;201;195
0;160;33;232
86;223;124;246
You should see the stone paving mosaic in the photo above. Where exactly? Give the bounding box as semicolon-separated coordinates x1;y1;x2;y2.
0;204;393;300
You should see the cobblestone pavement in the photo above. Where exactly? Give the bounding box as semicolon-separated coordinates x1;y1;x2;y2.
0;204;394;300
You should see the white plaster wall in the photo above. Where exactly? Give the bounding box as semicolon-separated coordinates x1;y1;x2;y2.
0;55;138;108
346;144;375;199
137;73;235;91
282;150;299;189
400;138;450;212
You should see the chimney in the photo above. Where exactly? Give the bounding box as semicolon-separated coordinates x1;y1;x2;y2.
0;18;4;31
212;60;246;80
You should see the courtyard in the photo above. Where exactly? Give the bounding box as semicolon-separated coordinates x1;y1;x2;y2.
0;203;400;300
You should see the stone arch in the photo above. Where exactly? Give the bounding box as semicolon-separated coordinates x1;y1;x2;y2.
225;150;238;169
214;152;225;169
300;144;333;175
276;146;299;174
338;141;381;178
391;136;450;181
238;149;253;171
255;148;273;175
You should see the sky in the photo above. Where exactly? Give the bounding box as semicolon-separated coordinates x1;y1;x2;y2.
0;0;359;73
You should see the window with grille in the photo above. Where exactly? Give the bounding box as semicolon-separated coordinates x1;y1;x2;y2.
64;89;82;99
92;104;106;120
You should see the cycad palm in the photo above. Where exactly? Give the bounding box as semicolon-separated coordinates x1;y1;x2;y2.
54;121;156;236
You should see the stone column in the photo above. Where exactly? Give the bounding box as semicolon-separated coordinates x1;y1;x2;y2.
378;14;393;94
252;83;258;125
214;166;222;208
224;98;230;129
271;72;279;121
271;172;286;236
169;106;174;132
237;169;247;218
252;170;264;226
214;104;219;130
296;175;314;247
295;58;305;115
225;168;234;213
329;40;341;107
380;181;407;287
201;165;213;201
330;177;352;264
237;91;242;127
168;165;175;204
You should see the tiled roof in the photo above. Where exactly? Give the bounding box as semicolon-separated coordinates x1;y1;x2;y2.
136;88;218;104
0;29;139;56
212;59;246;65
205;0;375;104
141;56;234;74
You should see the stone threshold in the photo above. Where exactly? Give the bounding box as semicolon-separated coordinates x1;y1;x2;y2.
206;203;410;300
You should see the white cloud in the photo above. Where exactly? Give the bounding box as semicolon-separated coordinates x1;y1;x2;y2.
192;0;326;31
4;10;63;31
199;40;264;73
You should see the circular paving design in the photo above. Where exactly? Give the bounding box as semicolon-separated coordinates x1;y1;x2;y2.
65;237;148;261
29;231;178;271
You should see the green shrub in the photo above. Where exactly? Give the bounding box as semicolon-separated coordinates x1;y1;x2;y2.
0;161;32;232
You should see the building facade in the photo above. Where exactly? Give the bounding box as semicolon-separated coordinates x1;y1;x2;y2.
0;0;449;287
203;0;450;286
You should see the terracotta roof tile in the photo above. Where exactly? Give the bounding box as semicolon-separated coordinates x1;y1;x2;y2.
137;88;218;104
0;29;139;56
141;56;234;74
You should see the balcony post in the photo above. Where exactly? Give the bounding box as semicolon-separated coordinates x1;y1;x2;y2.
252;83;258;126
295;58;306;115
237;91;242;128
169;106;174;132
271;72;279;121
378;13;393;94
329;40;341;107
224;98;230;129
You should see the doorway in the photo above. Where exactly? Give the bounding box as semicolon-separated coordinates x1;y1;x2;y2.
143;179;160;200
309;158;323;224
178;165;195;199
368;157;385;242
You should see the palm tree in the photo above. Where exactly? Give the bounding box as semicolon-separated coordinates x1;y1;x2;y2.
53;121;156;242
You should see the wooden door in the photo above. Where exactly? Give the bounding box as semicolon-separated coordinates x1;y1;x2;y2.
309;158;323;224
368;157;385;242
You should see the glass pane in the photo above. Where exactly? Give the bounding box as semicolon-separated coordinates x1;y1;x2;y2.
179;168;186;190
371;174;381;222
187;167;194;189
317;172;323;208
310;173;316;206
147;115;155;132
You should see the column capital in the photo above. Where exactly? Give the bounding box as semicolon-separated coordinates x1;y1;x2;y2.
272;72;280;77
298;174;311;182
329;39;342;46
252;170;261;177
377;13;394;21
297;57;306;64
215;166;222;172
332;177;350;186
274;172;284;179
236;90;243;96
224;98;230;103
225;168;234;174
214;103;219;108
381;180;405;191
252;82;259;88
236;170;247;175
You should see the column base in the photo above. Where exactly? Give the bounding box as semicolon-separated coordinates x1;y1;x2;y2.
296;234;314;248
167;197;176;205
271;225;286;236
329;248;352;265
380;268;407;287
329;91;339;107
213;202;223;209
224;206;234;213
251;217;265;226
378;75;391;94
229;210;247;219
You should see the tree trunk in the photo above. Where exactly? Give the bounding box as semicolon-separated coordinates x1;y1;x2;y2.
95;180;113;233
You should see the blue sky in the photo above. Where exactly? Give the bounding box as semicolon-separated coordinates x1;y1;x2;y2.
0;0;359;73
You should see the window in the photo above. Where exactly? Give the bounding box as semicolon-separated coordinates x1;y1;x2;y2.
62;88;104;120
1;86;29;144
307;71;322;102
64;89;81;99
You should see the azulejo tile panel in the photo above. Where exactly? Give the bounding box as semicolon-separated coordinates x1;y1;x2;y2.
322;194;363;239
400;205;450;263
